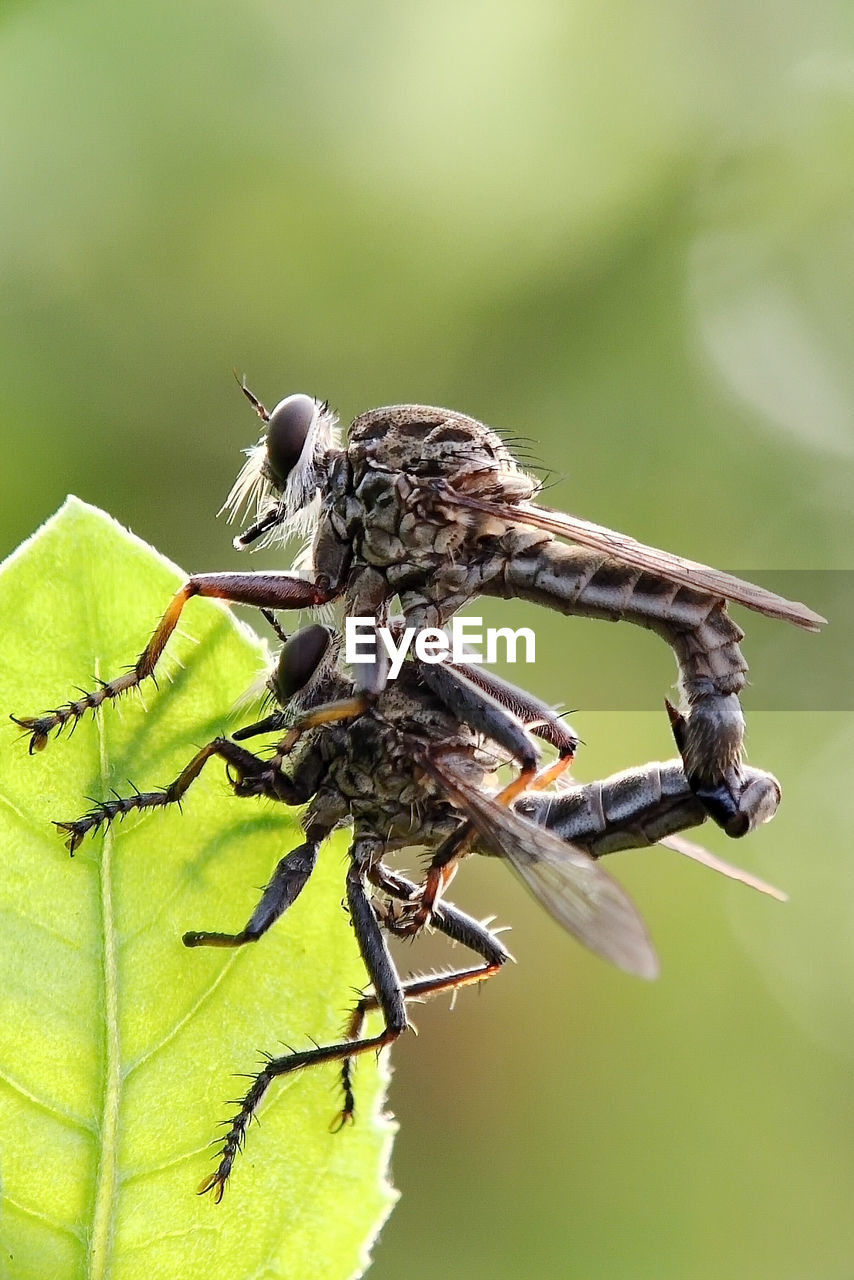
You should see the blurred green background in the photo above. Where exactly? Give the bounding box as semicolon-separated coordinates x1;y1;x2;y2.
2;2;852;1277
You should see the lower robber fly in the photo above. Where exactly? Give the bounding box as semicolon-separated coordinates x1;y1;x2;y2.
44;624;783;1199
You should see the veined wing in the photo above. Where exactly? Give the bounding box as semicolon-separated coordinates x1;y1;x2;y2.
423;754;658;980
438;488;826;632
659;834;787;901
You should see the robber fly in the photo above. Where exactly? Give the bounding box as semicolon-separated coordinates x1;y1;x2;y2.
11;390;825;833
53;623;782;1199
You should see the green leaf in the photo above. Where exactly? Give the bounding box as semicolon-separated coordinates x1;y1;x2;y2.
0;498;396;1280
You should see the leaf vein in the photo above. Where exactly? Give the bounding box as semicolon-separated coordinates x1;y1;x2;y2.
0;782;35;826
4;1191;87;1243
124;948;243;1079
86;662;123;1280
118;1224;219;1255
0;1065;95;1133
0;783;64;851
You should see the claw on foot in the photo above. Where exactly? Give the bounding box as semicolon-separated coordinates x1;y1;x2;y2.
54;820;88;855
329;1108;355;1134
197;1167;229;1203
10;714;52;754
377;894;431;938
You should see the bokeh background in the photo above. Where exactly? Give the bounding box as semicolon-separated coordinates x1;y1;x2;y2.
2;2;853;1277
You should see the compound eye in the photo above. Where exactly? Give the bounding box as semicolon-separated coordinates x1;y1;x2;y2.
265;394;317;482
275;624;332;702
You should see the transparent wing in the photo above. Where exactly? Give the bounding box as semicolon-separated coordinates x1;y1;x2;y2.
659;834;787;901
440;489;826;632
424;755;658;980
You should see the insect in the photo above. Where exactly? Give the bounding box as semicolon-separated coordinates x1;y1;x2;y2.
11;390;825;834
51;623;783;1199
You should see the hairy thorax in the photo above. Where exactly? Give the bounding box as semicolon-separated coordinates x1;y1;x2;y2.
323;404;549;613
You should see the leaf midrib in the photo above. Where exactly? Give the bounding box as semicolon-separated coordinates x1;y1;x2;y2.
86;658;122;1280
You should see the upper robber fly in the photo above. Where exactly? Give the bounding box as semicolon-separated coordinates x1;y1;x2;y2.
223;385;825;802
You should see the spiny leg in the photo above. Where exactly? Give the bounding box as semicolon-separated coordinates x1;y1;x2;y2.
421;659;580;811
333;963;506;1131
418;657;551;804
393;822;468;935
331;863;511;1127
11;571;340;752
200;857;408;1202
56;719;325;852
420;655;580;761
282;694;373;743
55;737;272;852
183;836;323;948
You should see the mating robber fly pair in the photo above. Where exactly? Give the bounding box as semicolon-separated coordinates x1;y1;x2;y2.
12;387;824;1199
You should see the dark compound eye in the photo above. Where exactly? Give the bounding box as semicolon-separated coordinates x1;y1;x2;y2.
275;624;332;702
265;394;318;482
